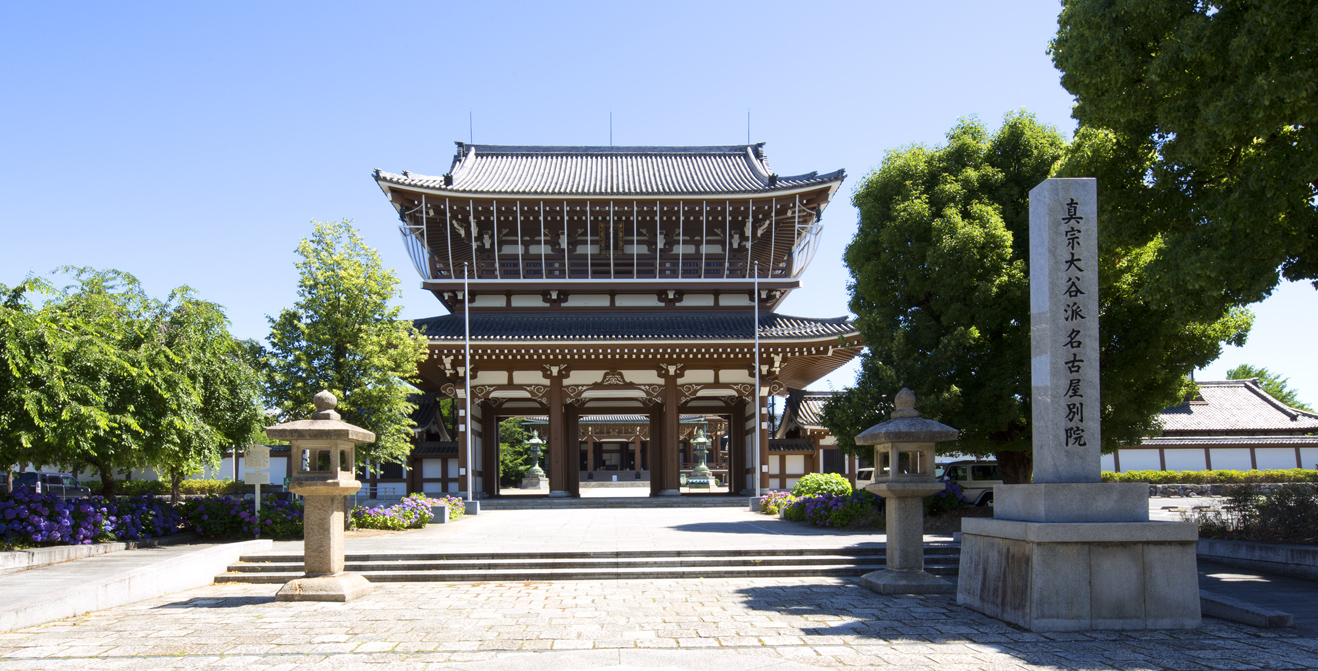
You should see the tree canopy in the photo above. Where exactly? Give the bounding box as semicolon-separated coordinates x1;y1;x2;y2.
0;269;264;496
821;113;1252;483
1051;0;1318;323
1226;364;1313;412
263;220;427;466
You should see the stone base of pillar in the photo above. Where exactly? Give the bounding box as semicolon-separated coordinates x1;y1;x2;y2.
275;573;373;603
548;490;570;497
860;569;955;594
958;518;1200;631
655;489;681;496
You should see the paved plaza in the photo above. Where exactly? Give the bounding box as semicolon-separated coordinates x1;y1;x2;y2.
3;506;1317;670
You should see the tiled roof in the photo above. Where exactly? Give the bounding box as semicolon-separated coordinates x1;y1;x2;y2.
414;311;856;342
1158;380;1318;434
412;441;458;457
376;143;844;196
523;415;711;425
1140;435;1318;447
768;438;816;452
776;390;836;437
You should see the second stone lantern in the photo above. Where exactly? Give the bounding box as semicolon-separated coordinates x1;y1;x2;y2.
265;390;375;602
854;388;959;594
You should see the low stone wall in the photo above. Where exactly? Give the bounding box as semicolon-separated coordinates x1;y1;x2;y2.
1197;538;1318;581
0;533;197;575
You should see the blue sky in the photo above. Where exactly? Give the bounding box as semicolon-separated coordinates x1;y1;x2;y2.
2;1;1314;406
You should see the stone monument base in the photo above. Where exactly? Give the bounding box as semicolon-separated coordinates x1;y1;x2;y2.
519;475;548;490
275;572;373;603
958;517;1200;631
860;569;955;594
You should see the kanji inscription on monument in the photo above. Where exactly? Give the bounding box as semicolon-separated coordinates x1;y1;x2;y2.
1029;178;1099;483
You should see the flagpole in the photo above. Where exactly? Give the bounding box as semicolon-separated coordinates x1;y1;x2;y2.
753;261;761;496
464;262;473;500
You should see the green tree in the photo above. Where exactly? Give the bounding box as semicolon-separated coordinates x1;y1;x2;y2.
497;418;531;487
264;220;428;466
1050;0;1318;324
1;269;264;497
140;290;265;504
1227;364;1313;412
822;113;1251;483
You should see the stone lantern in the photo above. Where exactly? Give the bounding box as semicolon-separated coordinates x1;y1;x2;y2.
854;388;959;594
521;430;547;490
265;390;375;602
689;429;713;489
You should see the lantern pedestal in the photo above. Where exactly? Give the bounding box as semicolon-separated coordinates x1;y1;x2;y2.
861;480;954;594
266;391;377;604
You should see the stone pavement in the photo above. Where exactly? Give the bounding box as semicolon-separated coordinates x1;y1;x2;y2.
4;577;1318;670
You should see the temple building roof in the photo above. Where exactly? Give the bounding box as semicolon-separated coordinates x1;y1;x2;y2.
1157;379;1318;435
376;143;844;197
414;311;856;342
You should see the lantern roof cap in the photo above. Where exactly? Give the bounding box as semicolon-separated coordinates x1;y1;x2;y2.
854;389;959;445
265;390;376;443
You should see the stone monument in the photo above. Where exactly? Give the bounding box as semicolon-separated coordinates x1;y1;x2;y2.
265;390;375;602
856;389;959;594
957;178;1200;630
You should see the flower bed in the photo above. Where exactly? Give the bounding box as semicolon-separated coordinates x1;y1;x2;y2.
429;495;466;522
785;490;885;528
179;495;303;540
758;491;796;516
352;493;453;530
1;487;182;547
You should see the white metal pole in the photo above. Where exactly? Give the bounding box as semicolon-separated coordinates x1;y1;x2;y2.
753;260;761;496
464;262;473;500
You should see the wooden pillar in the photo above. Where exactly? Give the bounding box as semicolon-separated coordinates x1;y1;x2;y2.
548;372;568;496
661;370;681;496
632;437;642;478
649;407;664;496
566;404;581;497
481;402;499;498
729;401;746;495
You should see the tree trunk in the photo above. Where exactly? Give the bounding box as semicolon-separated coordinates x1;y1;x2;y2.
995;450;1033;485
98;463;116;498
169;470;181;507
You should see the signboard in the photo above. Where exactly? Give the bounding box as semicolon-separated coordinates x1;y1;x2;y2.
243;470;270;485
245;445;270;469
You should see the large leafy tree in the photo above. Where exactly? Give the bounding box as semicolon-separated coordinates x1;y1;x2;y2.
821;113;1251;483
1226;364;1313;412
264;220;427;466
1051;0;1318;323
141;290;265;504
1;270;263;497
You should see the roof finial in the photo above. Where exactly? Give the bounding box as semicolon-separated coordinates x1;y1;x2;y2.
892;388;919;419
312;390;340;421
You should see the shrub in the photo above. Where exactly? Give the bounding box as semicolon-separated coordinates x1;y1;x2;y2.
1191;483;1318;545
759;491;796;516
785;490;884;528
790;473;852;498
1102;469;1318;485
430;495;466;521
0;487;183;546
925;478;969;515
85;479;255;497
351;493;442;530
178;495;303;540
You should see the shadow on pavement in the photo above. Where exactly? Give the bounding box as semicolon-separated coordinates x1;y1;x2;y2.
155;596;275;609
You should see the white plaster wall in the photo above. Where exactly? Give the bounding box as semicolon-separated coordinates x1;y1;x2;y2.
1118;449;1161;472
1100;453;1116;472
1210;448;1253;471
785;455;805;475
1164;449;1207;472
422;459;443;478
1255;448;1300;470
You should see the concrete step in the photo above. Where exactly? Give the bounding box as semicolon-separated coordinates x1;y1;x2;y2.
237;547;959;562
478;497;750;510
220;546;962;583
217;562;961;584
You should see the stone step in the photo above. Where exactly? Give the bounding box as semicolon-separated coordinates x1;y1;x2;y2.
216;562;961;584
236;546;959;563
220;546;962;583
227;555;961;573
477;497;749;509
